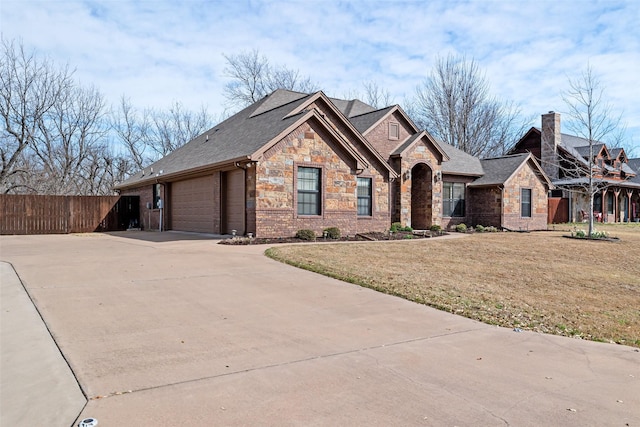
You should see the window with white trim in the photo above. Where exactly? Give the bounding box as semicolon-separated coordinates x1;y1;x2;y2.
443;182;465;217
521;188;532;217
357;177;372;216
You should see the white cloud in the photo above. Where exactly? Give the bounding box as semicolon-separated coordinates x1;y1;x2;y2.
2;0;638;151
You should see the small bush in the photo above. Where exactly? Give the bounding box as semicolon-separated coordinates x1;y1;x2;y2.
575;230;586;238
591;230;608;239
475;225;485;233
485;226;498;232
402;225;413;232
390;222;402;232
323;227;341;239
295;229;316;241
455;223;467;233
429;224;442;232
403;234;414;239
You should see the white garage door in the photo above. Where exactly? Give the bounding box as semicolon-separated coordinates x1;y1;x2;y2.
171;175;215;233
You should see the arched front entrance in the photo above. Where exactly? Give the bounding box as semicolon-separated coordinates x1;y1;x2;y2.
410;163;433;229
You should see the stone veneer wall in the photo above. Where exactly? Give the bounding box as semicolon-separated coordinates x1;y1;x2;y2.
501;163;548;230
540;112;560;180
395;140;443;228
254;121;390;238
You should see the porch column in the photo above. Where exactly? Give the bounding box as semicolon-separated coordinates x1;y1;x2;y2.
614;188;620;223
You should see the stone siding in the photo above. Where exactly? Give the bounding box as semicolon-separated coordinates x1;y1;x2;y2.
254;121;390;238
393;138;443;228
501;163;548;230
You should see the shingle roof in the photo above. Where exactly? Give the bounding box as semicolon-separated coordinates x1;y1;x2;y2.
628;158;640;184
439;141;484;176
348;107;394;134
574;143;605;159
116;89;399;189
329;98;377;117
468;153;531;187
117;91;314;188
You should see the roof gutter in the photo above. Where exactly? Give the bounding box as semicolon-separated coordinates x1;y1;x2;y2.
115;156;252;190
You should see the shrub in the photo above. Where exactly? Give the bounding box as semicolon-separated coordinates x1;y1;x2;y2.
402;225;413;232
575;230;586;238
295;229;316;241
475;225;485;233
323;227;341;239
429;224;442;232
591;230;608;239
390;222;402;232
455;223;467;233
485;226;498;232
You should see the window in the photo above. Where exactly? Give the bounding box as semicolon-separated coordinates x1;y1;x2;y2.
153;183;162;209
521;188;532;217
594;193;602;213
607;192;614;214
357;177;372;216
389;122;399;140
297;167;321;215
443;182;465;217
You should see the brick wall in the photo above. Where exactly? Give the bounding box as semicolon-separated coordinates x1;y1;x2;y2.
120;185;163;230
469;187;502;228
364;112;413;160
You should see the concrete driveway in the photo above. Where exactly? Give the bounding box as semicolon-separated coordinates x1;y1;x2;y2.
1;231;638;426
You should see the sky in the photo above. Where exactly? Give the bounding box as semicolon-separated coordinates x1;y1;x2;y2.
2;0;640;155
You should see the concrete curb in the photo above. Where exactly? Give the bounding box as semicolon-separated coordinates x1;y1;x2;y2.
1;261;86;427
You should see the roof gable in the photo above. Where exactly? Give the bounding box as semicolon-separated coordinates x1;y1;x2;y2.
391;131;450;163
469;153;551;188
283;91;398;177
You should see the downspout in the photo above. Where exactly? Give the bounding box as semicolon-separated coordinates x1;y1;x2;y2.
500;185;505;230
235;161;248;236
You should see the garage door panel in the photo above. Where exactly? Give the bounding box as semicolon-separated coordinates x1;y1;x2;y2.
224;169;245;235
171;175;215;233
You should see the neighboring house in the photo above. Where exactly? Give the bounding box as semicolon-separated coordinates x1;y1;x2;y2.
510;112;640;223
115;90;551;237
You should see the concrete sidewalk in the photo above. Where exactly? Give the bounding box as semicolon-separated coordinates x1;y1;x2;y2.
1;232;639;426
1;261;86;427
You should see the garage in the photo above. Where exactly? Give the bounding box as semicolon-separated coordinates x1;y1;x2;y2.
223;169;245;235
170;175;216;233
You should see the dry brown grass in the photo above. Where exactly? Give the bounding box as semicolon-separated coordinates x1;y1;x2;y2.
266;223;640;347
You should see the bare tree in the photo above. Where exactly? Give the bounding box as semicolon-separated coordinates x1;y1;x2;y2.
111;98;213;171
111;96;151;171
32;84;108;194
148;101;212;157
0;37;74;193
409;54;528;157
560;64;624;236
223;49;318;111
342;81;395;110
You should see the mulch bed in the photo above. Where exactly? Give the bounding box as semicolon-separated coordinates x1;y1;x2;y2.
219;230;447;245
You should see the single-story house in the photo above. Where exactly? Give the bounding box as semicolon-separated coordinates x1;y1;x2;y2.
115;90;551;237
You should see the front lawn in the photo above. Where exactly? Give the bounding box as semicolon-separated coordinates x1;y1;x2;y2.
266;223;640;347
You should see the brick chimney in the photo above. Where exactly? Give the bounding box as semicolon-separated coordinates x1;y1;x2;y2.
540;111;560;179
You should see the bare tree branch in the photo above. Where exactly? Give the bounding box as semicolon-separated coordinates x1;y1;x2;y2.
408;54;529;157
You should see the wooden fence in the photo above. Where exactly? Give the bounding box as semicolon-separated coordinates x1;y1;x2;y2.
548;197;569;224
0;195;124;235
